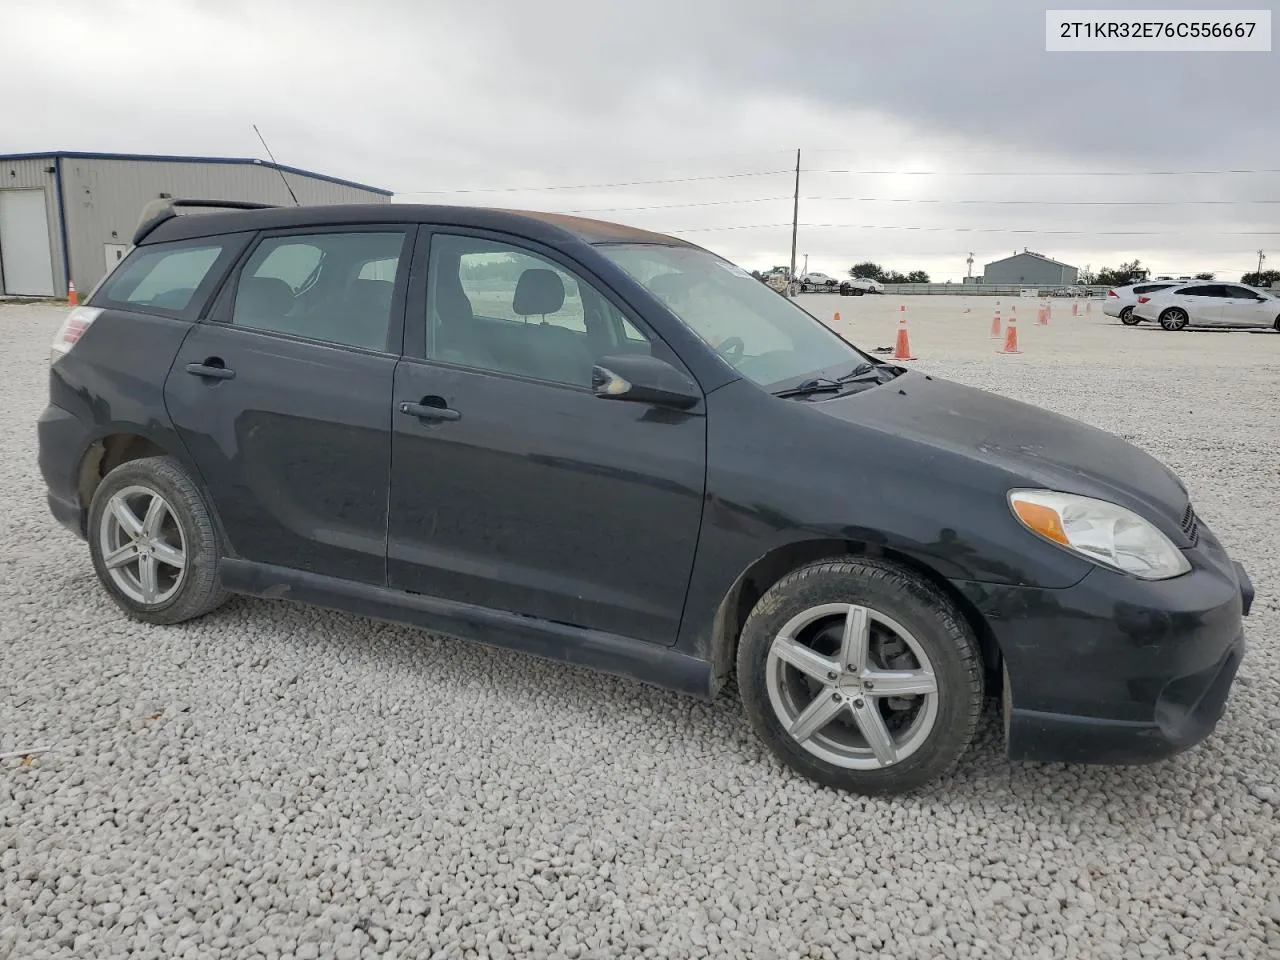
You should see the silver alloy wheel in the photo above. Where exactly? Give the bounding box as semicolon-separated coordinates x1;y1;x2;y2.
765;603;939;770
1162;308;1188;330
99;484;188;605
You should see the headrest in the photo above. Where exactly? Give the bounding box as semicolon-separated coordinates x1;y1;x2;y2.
344;277;394;314
236;276;295;319
513;268;565;317
646;272;695;304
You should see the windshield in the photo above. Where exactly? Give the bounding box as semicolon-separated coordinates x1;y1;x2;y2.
599;243;869;390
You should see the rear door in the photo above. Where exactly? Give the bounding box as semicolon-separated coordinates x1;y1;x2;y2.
1173;285;1226;325
164;226;414;584
386;229;706;644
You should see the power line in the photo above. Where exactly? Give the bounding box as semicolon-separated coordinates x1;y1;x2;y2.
396;169;791;195
802;196;1280;206
808;167;1280;177
567;196;790;213
665;223;1280;236
568;195;1280;213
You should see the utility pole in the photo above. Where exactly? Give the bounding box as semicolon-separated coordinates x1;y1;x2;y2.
1257;249;1266;282
803;253;809;277
789;149;800;296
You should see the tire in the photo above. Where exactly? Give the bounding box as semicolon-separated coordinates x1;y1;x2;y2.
1274;315;1280;332
736;558;984;795
1159;307;1189;331
87;455;228;625
850;288;865;296
1119;306;1140;325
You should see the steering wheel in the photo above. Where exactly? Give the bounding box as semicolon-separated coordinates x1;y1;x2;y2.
715;336;746;362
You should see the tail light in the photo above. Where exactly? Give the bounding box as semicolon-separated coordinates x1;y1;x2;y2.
1137;296;1151;304
50;306;102;364
1107;289;1119;298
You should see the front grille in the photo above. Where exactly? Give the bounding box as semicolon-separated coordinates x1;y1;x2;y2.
1180;503;1200;545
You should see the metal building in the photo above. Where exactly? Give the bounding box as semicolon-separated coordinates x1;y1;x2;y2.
0;152;392;298
983;250;1079;286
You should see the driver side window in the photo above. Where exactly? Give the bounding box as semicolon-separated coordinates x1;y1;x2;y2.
424;234;651;387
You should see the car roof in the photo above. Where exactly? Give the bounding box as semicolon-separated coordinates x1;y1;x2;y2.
137;202;698;250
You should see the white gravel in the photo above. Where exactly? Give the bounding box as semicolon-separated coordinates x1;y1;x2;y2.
2;298;1277;959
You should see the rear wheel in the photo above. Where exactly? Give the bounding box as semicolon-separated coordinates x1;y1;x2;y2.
737;559;984;795
88;456;227;625
1160;307;1189;331
1119;306;1140;325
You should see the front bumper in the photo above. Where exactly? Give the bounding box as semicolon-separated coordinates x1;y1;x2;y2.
955;532;1251;765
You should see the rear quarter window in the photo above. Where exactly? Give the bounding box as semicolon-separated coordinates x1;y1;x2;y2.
92;235;248;318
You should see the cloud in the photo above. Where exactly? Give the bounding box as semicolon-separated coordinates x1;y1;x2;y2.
2;0;1275;279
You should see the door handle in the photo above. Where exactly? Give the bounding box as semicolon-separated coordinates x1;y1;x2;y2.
185;359;236;380
399;399;461;422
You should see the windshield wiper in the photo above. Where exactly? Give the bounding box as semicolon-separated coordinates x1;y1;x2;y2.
772;377;844;398
839;361;899;384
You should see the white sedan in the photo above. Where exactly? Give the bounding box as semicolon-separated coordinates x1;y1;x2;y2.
1103;280;1181;325
1131;282;1280;331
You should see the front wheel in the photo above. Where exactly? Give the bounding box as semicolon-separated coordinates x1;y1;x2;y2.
737;559;984;795
1159;307;1189;331
1120;306;1140;325
88;455;228;625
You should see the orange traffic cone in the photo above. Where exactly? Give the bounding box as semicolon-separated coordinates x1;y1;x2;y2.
989;300;1002;339
1071;300;1079;317
833;311;841;323
893;304;917;360
67;281;78;306
1086;298;1093;314
1000;306;1021;354
1037;300;1048;326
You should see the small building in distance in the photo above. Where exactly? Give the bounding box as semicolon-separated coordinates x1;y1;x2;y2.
0;151;392;298
983;249;1079;286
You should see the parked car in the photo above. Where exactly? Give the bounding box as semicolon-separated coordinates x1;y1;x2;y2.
39;200;1253;796
799;272;839;292
1104;281;1182;325
1131;282;1280;331
839;278;885;296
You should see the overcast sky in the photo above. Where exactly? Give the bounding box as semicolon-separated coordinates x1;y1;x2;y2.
3;0;1276;281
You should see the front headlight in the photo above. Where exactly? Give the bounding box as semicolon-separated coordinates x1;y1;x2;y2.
1008;489;1191;580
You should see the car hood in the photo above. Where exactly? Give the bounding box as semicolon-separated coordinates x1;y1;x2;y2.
814;371;1190;532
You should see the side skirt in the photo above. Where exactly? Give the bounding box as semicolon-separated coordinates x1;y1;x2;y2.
219;559;716;700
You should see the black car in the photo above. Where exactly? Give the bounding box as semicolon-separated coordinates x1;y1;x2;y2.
38;200;1253;795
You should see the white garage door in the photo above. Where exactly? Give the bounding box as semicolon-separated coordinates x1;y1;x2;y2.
0;189;56;297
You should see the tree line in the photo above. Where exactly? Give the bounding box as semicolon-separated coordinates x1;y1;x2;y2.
1078;260;1280;287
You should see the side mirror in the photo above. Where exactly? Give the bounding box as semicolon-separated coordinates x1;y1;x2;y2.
591;355;701;410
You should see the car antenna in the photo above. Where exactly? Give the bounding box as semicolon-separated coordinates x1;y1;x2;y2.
252;123;300;207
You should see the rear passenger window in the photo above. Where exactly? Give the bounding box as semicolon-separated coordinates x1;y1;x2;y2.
231;231;406;352
97;243;225;314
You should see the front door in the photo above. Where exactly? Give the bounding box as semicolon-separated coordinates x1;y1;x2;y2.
165;226;413;584
387;230;706;645
1219;284;1272;327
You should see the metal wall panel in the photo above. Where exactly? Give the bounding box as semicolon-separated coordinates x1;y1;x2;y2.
983;253;1078;286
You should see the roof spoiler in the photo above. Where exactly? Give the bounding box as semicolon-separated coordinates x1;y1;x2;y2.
133;198;280;245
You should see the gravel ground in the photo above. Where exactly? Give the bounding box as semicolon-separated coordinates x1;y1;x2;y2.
2;299;1277;960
